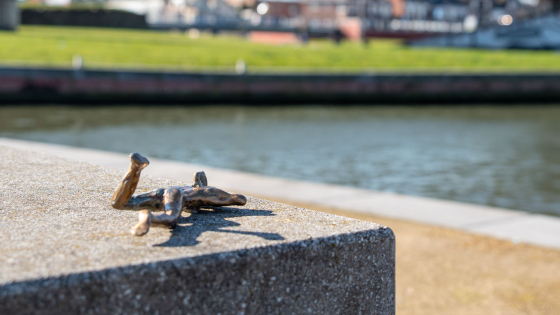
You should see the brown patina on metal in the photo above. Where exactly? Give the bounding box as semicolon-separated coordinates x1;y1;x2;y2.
111;153;247;236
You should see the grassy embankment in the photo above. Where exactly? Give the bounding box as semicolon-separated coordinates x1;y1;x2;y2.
1;25;560;73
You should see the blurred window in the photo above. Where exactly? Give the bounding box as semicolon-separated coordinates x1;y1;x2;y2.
309;18;321;28
288;4;299;16
309;2;319;12
336;5;347;15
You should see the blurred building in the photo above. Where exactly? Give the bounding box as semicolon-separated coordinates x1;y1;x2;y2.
253;0;554;38
409;10;560;48
103;0;238;25
244;0;347;30
19;0;559;39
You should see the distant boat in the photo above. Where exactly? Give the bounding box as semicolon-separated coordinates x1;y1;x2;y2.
407;14;560;50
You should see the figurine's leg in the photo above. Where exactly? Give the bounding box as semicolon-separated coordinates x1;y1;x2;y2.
111;153;150;210
122;189;164;211
131;188;183;236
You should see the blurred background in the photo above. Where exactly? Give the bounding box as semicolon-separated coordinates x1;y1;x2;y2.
1;0;560;313
1;0;560;69
2;106;560;216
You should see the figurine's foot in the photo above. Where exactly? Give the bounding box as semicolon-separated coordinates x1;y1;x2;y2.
193;171;208;188
131;210;151;236
130;153;150;170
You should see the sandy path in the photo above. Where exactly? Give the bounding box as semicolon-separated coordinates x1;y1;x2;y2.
284;203;560;315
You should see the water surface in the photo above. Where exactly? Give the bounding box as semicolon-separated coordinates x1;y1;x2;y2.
1;106;559;216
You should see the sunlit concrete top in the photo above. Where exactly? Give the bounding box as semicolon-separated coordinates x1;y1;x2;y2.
2;137;560;250
0;145;388;285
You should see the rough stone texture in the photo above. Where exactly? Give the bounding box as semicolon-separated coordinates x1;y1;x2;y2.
0;146;395;315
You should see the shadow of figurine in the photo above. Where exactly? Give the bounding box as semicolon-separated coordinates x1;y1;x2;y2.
111;153;249;236
155;207;285;247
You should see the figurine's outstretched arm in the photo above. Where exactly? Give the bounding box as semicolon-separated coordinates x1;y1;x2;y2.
187;187;247;208
131;187;183;236
111;153;150;210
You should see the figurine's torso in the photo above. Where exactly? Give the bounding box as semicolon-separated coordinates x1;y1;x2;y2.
127;185;245;211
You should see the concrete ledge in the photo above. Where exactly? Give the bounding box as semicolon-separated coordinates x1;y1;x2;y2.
2;137;559;250
2;233;392;315
0;146;395;314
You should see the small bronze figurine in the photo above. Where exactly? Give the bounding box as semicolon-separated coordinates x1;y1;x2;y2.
111;153;247;236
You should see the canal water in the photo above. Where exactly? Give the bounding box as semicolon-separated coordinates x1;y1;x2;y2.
1;106;559;216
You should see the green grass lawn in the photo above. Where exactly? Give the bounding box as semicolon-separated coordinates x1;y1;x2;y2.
1;25;559;73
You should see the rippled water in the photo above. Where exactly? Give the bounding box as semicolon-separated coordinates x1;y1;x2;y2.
1;106;560;216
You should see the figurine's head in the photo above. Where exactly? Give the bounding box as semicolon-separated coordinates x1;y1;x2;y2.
230;194;247;206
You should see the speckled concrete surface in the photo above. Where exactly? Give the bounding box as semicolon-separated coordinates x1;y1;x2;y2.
0;146;395;315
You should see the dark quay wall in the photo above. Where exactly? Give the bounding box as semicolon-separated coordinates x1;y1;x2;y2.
1;66;560;105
